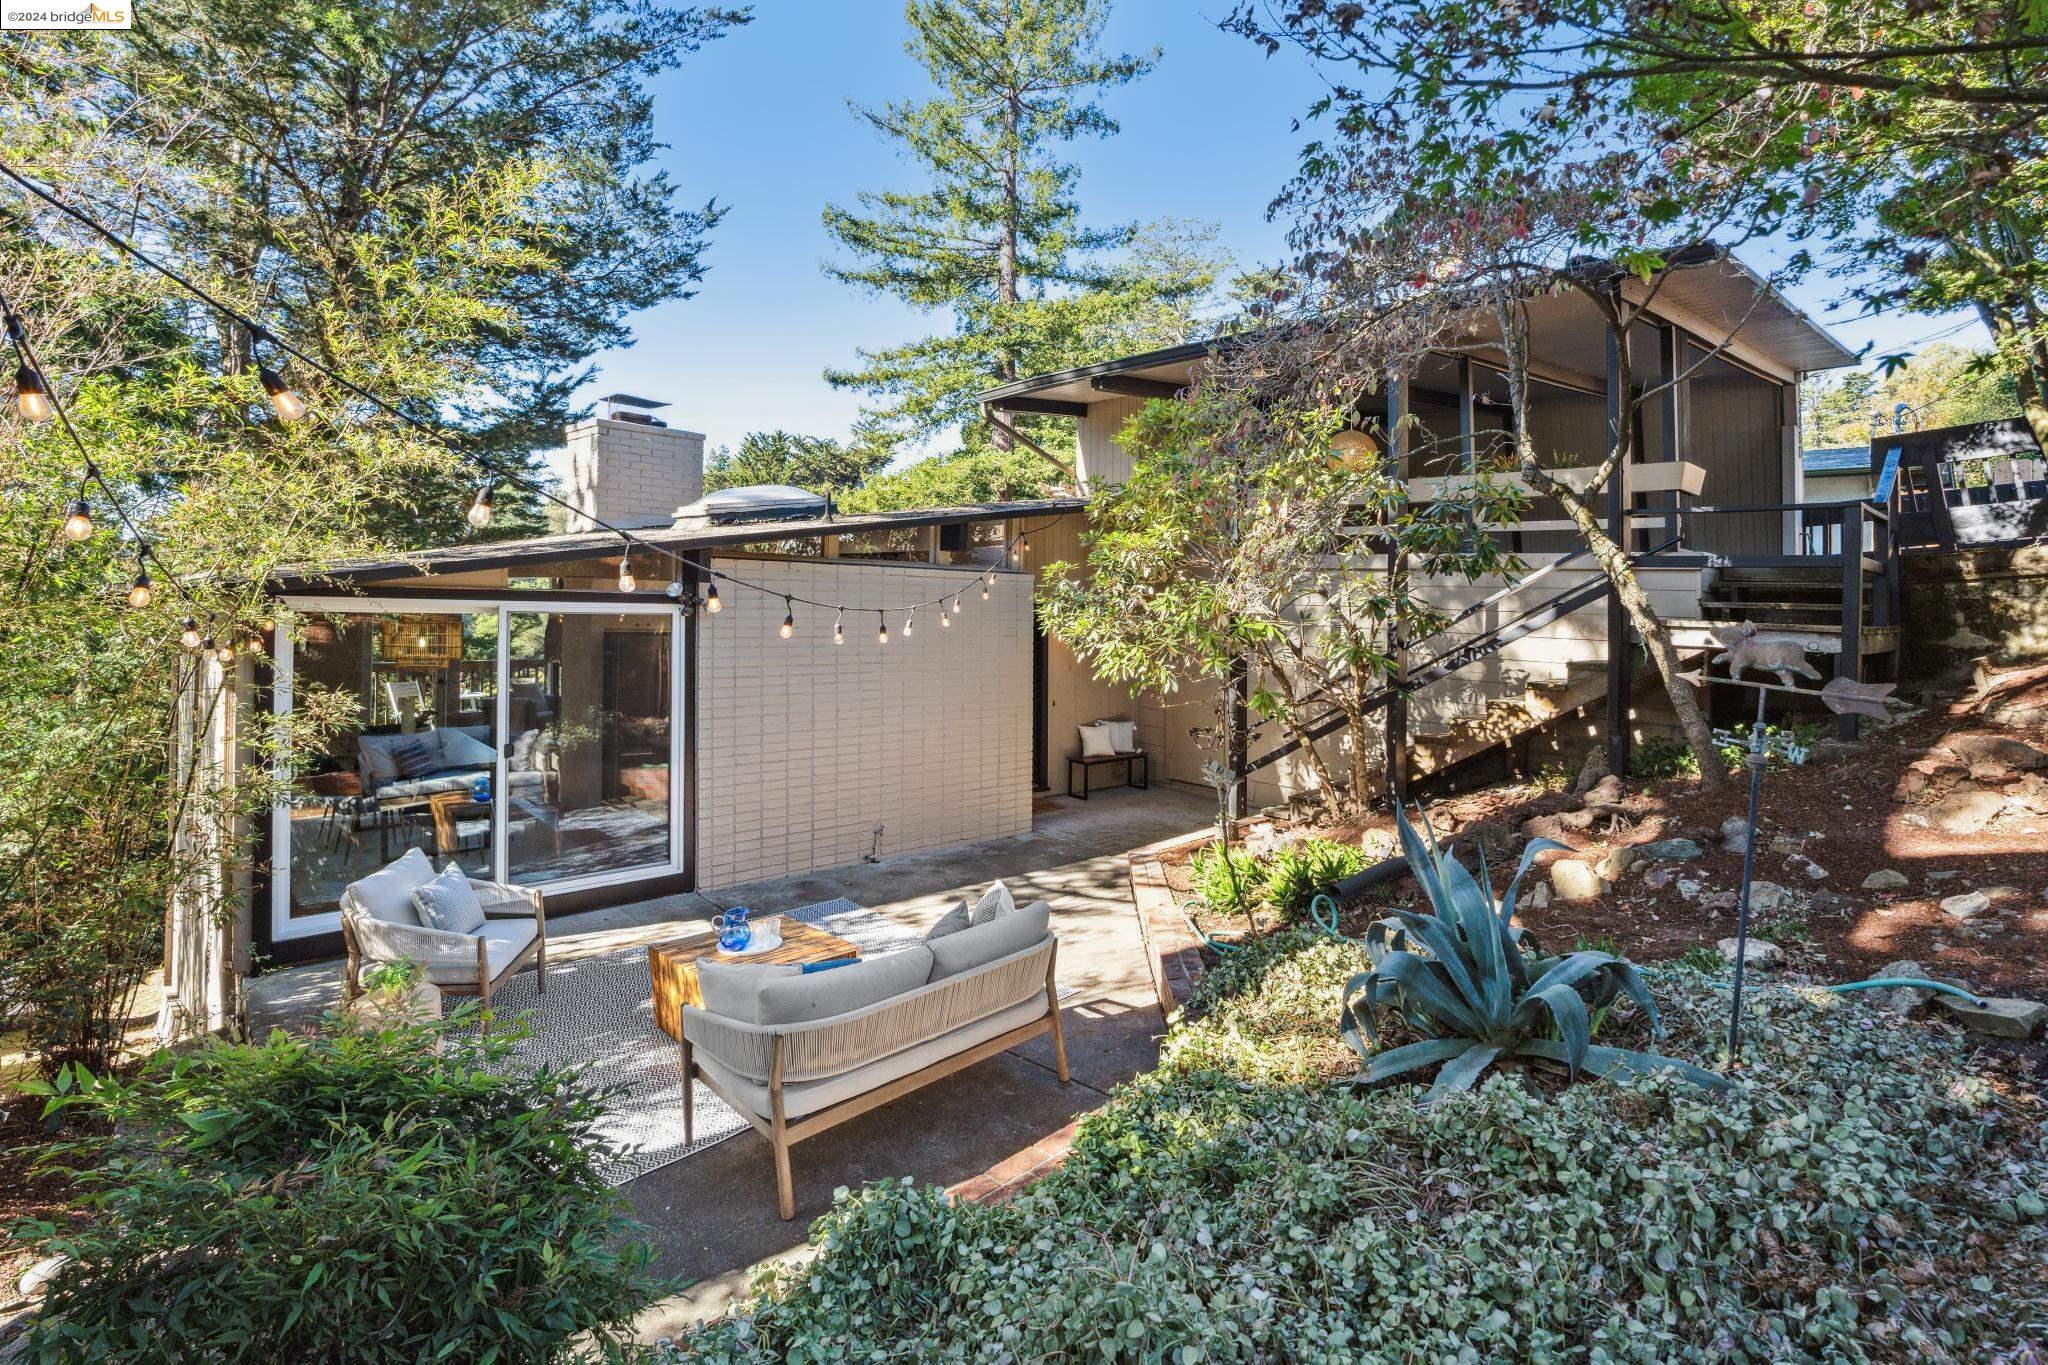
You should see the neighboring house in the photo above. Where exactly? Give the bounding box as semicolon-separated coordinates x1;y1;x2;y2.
1803;445;1876;502
979;251;1883;810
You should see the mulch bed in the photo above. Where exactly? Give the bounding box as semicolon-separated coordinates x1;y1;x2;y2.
1166;669;2048;1005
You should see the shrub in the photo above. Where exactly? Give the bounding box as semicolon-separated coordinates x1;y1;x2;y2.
662;936;2048;1362
14;1016;664;1362
1189;843;1266;919
1342;804;1725;1098
1262;837;1368;924
1629;734;1699;779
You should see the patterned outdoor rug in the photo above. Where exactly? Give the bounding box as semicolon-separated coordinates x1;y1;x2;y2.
458;898;997;1186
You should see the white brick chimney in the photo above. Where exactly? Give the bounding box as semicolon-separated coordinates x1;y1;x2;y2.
563;394;705;531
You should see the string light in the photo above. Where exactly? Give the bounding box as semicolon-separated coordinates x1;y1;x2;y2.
200;636;217;660
180;616;202;650
780;596;796;639
833;609;844;646
877;611;889;645
903;609;914;638
664;573;687;600
617;553;637;593
982;574;992;601
258;364;306;422
215;637;236;665
465;480;495;529
61;497;93;541
14;362;51;421
704;580;721;614
127;565;153;609
952;595;963;616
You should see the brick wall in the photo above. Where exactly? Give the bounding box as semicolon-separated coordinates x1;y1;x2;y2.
564;418;705;531
694;557;1034;890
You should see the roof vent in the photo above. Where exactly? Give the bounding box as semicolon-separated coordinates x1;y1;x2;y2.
674;485;829;526
600;393;670;427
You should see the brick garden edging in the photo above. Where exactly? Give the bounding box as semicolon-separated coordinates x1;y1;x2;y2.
1126;828;1217;1016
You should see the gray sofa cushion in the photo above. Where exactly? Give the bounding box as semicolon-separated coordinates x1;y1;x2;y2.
926;899;971;940
696;958;803;1024
348;848;436;924
755;945;935;1026
928;900;1051;982
436;727;497;769
420;917;537;986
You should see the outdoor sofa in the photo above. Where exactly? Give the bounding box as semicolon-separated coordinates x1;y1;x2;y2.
681;893;1066;1218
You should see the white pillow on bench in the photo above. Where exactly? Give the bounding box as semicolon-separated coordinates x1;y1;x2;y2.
1077;723;1116;757
1099;719;1137;753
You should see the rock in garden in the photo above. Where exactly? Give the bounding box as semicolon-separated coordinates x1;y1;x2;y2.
1571;747;1610;796
1861;868;1910;890
1700;890;1739;911
1359;829;1397;862
1787;853;1829;882
1942;734;2046;771
1525;881;1551;910
1934;994;2048;1040
1718;937;1783;967
1719;816;1752;853
1558;808;1599;833
1596;846;1637;881
1746;880;1793;914
1584;774;1626;808
1643;865;1677;890
1940;891;1991;921
1808;889;1851;914
19;1254;68;1299
1927;790;2009;835
1550;859;1606;901
1769;834;1801;856
1871;960;1934;1014
1637;837;1703;862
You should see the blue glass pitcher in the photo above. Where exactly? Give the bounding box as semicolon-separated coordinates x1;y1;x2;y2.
715;907;752;952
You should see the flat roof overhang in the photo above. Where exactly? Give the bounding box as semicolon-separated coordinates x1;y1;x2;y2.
268;497;1089;592
980;251;1857;413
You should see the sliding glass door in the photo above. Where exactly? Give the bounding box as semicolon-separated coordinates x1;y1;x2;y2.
502;610;675;887
272;599;681;941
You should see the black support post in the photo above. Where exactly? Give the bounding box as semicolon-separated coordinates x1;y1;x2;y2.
1386;373;1411;804
1838;503;1865;741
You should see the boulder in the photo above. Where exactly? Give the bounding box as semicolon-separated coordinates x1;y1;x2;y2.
1525;881;1551;911
1596;846;1637;882
1942;734;2046;771
1550;859;1606;902
1719;816;1752;854
1927;790;2010;835
1870;959;1935;1014
1700;889;1739;912
1747;880;1793;915
1637;837;1703;862
1718;937;1783;967
1861;868;1910;891
19;1253;68;1300
1940;890;1991;921
1934;994;2048;1040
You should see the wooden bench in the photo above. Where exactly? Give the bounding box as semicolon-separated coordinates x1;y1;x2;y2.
1067;749;1148;799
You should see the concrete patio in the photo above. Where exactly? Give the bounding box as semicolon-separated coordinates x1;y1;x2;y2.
245;783;1210;1324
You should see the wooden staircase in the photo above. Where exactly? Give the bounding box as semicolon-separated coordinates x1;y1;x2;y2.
1410;661;1609;778
1666;564;1899;659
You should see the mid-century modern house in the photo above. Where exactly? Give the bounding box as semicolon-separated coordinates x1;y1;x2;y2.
162;250;2045;1036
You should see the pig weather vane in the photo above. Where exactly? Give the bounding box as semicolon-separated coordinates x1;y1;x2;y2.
1678;626;1898;1062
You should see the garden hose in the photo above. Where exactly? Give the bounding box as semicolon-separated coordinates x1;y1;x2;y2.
1819;978;1987;1008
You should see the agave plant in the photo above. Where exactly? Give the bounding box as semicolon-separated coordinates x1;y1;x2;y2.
1342;804;1728;1100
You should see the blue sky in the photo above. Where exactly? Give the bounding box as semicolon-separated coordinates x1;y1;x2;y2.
571;1;1984;465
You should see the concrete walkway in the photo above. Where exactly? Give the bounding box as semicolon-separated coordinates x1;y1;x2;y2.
244;784;1210;1323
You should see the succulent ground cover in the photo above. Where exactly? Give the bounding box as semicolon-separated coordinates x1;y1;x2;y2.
667;935;2048;1362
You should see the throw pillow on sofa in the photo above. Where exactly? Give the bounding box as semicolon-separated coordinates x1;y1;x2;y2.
926;900;971;940
435;727;497;770
411;863;487;935
390;736;441;780
927;900;1051;981
969;880;1015;926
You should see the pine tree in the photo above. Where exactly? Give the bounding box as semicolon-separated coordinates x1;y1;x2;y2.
823;0;1198;452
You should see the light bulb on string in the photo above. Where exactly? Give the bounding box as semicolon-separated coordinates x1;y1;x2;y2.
780;596;795;639
216;637;236;665
127;566;153;609
982;573;992;601
903;609;914;638
833;610;844;646
200;636;218;660
952;595;963;616
940;602;950;628
258;365;306;422
465;480;495;529
665;573;687;600
61;498;92;542
14;363;52;422
877;611;888;645
180;617;202;650
704;581;721;614
617;553;637;593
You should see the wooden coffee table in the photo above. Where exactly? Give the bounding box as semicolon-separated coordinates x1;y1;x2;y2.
648;918;861;1042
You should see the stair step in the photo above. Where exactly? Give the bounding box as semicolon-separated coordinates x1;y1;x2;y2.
1700;601;1843;615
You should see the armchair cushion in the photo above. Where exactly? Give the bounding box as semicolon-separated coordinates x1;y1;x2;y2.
928;900;1051;982
347;848;436;925
412;864;486;935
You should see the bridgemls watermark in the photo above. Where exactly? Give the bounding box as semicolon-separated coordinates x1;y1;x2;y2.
2;0;130;28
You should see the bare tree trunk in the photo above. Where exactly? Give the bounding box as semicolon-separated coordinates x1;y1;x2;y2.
991;89;1021;452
